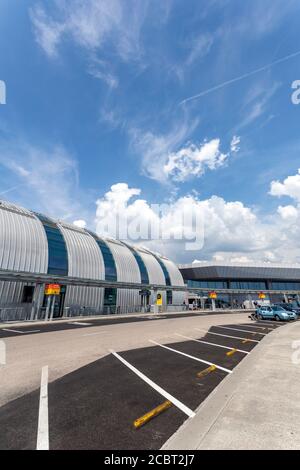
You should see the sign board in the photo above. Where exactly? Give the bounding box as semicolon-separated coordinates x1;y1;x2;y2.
156;293;163;306
45;284;61;295
258;292;266;299
139;289;151;296
209;291;217;299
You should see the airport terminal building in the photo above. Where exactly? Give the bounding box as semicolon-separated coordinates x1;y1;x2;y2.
179;262;300;309
0;200;185;322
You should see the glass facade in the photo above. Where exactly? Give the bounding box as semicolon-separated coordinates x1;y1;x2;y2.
35;213;68;276
122;243;149;284
271;281;300;291
187;280;228;289
153;256;171;286
86;232;118;308
167;290;173;304
96;239;118;282
230;281;267;290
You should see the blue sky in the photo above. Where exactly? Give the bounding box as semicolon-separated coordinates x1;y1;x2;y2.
1;0;300;263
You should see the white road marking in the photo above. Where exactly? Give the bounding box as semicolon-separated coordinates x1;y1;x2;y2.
68;322;92;326
214;326;266;336
239;324;274;330
174;333;249;354
36;366;49;451
255;320;287;326
149;340;232;374
110;349;195;418
82;331;107;337
2;328;40;334
194;328;259;343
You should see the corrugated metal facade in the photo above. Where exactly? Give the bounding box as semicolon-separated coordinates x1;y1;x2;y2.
105;238;141;308
0;200;185;316
0;201;48;305
160;257;185;305
59;222;105;311
136;247;167;304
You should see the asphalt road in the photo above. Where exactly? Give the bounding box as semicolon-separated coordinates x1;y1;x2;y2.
0;312;285;450
0;311;244;339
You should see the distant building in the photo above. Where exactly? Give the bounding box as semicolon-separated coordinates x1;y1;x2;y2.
0;200;185;321
179;262;300;309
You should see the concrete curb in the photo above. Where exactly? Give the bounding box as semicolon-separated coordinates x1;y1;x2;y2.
162;320;299;450
0;309;253;329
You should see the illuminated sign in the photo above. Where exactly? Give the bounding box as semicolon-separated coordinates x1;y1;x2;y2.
45;284;61;295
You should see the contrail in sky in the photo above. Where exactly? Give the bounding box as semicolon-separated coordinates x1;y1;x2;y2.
179;49;300;106
0;184;24;196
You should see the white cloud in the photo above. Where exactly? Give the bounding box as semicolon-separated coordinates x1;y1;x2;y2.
163;138;232;183
94;182;281;263
186;33;214;65
129;117;199;183
270;169;300;202
277;205;298;221
0;143;87;221
237;82;280;130
30;6;65;58
130;117;239;183
73;219;87;228
230;135;240;153
30;0;148;61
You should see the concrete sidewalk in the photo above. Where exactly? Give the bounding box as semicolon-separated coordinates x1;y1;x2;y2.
163;320;300;450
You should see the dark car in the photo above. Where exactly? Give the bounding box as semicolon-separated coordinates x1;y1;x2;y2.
275;303;300;319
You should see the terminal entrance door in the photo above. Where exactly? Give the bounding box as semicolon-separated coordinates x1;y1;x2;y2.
42;285;66;318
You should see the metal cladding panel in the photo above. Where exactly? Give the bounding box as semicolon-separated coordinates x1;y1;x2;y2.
59;223;105;309
105;239;141;308
159;257;185;304
0;201;48;304
179;264;300;282
135;248;166;304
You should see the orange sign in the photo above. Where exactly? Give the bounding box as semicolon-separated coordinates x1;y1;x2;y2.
45;284;61;295
209;291;217;299
258;292;266;299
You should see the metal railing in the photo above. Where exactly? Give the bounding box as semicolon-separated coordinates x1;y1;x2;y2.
0;304;32;322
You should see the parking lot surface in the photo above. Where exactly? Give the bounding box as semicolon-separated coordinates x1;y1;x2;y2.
0;313;286;450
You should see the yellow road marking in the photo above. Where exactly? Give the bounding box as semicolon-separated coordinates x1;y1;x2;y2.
242;339;251;344
226;348;237;357
133;401;172;429
197;365;216;378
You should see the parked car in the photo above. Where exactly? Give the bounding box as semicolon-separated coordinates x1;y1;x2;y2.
256;305;297;321
275;303;300;319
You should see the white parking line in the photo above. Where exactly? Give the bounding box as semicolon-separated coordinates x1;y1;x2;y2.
194;328;259;343
68;322;92;326
36;366;49;451
149;340;232;374
110;349;195;418
214;326;266;336
240;324;274;330
2;328;40;334
255;320;287;326
174;333;249;354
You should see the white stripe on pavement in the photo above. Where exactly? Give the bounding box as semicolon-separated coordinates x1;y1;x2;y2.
149;340;232;374
255;320;287;326
214;326;266;336
36;366;49;451
69;322;92;326
174;333;249;354
2;329;40;334
110;350;195;418
194;328;259;343
239;324;274;330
